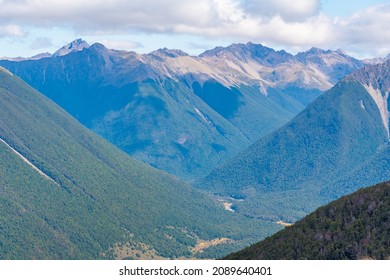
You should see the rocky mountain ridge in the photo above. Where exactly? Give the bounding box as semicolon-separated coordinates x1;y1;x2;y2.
0;40;366;179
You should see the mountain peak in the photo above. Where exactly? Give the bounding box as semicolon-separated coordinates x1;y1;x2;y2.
350;59;390;91
89;42;108;51
150;48;189;58
297;47;356;60
52;38;90;57
335;48;348;56
200;42;272;58
363;53;390;65
299;47;329;56
198;42;292;67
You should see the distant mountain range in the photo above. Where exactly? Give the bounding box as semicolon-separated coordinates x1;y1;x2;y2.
0;39;366;179
225;180;390;260
363;53;390;65
200;59;390;223
0;66;278;259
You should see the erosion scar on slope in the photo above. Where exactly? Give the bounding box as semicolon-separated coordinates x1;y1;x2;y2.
0;136;60;186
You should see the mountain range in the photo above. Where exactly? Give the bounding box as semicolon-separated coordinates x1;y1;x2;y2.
225;180;390;260
0;39;365;179
0;66;278;259
200;59;390;223
1;39;390;260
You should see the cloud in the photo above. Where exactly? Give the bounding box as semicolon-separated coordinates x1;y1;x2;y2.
337;5;390;44
242;0;321;22
0;0;214;32
0;0;321;33
30;37;53;50
0;0;389;56
0;24;25;37
333;4;390;56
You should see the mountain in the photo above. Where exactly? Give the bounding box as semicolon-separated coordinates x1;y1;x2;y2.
363;53;390;65
0;52;52;62
0;66;279;259
199;43;359;105
296;47;364;85
0;41;364;179
224;180;390;260
200;60;390;222
52;38;90;57
0;39;88;62
0;38;89;62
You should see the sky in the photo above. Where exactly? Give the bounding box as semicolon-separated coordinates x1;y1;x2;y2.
0;0;390;59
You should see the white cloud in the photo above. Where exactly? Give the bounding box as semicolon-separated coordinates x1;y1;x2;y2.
0;24;25;37
256;14;335;46
0;0;389;57
333;4;390;57
337;5;390;44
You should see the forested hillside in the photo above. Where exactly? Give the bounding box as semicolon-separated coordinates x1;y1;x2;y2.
225;181;390;260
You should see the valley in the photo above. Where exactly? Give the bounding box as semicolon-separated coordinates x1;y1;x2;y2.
0;67;279;259
0;39;364;179
200;61;390;224
1;39;390;260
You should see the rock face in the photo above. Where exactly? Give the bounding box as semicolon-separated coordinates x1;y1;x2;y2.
52;38;90;57
350;60;390;138
296;47;364;85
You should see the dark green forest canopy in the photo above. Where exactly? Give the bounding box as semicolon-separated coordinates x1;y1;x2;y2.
225;181;390;260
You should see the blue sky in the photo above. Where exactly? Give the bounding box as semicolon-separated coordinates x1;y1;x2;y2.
1;0;389;59
322;0;389;16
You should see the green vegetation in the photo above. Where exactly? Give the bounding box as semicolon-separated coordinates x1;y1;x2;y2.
0;68;279;259
0;45;306;179
225;181;390;260
199;78;390;223
91;78;252;179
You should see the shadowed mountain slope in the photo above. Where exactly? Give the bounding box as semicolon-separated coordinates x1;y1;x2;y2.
0;41;363;179
200;60;390;222
0;67;278;259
